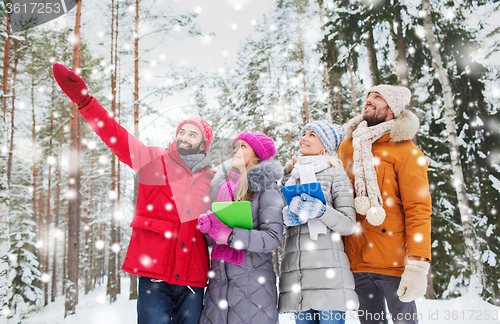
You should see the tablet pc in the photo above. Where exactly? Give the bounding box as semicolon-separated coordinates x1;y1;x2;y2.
212;201;253;244
281;182;327;205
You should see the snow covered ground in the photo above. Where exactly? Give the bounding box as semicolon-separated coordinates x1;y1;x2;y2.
8;277;500;324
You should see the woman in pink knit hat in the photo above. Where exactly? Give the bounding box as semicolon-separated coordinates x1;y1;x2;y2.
198;132;285;324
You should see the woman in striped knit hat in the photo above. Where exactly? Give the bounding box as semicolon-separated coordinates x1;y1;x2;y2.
278;121;359;324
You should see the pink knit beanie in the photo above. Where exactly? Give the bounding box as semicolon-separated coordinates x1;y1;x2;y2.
176;117;213;151
233;132;276;161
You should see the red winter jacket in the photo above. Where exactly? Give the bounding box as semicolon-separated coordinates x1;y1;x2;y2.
79;98;213;288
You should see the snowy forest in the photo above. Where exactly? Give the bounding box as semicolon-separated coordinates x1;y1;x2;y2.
0;0;500;322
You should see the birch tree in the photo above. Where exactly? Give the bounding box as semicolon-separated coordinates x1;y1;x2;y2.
65;0;83;316
421;0;485;292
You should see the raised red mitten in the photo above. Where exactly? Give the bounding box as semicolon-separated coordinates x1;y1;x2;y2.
52;63;90;107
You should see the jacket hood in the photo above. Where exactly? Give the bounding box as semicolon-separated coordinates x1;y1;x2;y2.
343;110;420;143
211;159;283;201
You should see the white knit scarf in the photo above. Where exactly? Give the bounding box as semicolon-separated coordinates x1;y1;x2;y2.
286;154;331;240
285;155;331;186
352;120;395;226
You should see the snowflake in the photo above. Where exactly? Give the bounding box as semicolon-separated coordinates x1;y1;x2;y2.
326;269;335;279
165;231;172;239
354;222;363;235
291;283;301;293
65;189;77;200
208;271;215;278
345;299;357;309
414;233;424;243
111;243;121;253
140;255;153;268
218;299;228;310
41;273;51;283
98;155;108;164
47;156;57;165
306;242;317;251
327;233;340;245
87;140;97;150
258;276;266;284
95;240;105;250
109;190;118;200
233;240;244;250
385;197;394;207
114;210;123;220
417;156;427;166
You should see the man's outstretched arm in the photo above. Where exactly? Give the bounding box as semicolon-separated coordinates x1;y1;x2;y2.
52;63;161;174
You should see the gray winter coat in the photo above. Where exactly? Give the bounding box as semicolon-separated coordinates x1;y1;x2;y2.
278;165;359;313
199;159;285;324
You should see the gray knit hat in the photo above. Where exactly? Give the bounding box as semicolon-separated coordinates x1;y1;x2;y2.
367;85;412;117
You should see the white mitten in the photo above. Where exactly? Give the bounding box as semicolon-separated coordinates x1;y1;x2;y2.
397;260;430;302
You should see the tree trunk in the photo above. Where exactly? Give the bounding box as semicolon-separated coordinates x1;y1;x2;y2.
492;269;500;306
51;106;64;302
31;80;39;289
44;102;55;306
107;0;118;303
129;176;139;300
7;47;20;188
65;0;83;316
425;265;437;299
389;1;409;87
130;0;140;300
422;0;485;293
2;12;11;122
316;0;333;123
116;64;122;294
302;74;309;124
348;61;358;115
364;22;380;86
84;149;94;295
335;80;342;125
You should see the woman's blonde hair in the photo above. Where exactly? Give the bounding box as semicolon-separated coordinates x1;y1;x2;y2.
319;147;344;169
227;150;261;201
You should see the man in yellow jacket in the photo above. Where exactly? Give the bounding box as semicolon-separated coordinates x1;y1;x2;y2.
338;85;432;324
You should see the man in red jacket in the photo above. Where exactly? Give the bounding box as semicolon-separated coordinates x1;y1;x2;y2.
53;63;214;324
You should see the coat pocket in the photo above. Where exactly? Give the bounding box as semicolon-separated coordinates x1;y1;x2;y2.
251;252;270;269
361;221;405;268
123;216;177;274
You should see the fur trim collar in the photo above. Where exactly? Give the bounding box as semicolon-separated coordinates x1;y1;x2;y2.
211;159;283;201
343;110;420;143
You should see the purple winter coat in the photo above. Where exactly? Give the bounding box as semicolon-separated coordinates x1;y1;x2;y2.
199;159;285;324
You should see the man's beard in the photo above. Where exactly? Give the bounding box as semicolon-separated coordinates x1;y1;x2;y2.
363;106;389;127
176;140;202;155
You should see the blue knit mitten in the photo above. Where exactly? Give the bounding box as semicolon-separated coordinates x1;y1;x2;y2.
283;204;306;226
290;193;326;220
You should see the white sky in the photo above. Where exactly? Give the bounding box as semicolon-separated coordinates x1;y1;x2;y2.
167;0;272;70
44;0;274;144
